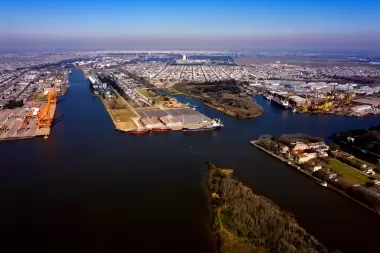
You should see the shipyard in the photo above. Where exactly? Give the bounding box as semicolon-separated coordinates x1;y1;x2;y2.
0;68;69;141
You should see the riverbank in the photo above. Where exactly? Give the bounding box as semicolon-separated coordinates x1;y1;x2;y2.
206;162;328;253
250;140;380;215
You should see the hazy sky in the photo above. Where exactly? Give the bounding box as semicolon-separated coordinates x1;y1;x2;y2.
1;0;380;51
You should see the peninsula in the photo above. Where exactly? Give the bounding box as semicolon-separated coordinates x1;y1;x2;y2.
207;162;328;253
171;80;263;119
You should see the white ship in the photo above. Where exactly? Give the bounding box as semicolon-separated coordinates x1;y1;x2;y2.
280;99;289;107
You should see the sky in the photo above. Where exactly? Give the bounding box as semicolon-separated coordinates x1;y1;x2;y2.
1;0;380;51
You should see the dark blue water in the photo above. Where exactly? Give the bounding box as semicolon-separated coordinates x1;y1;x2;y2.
1;69;380;252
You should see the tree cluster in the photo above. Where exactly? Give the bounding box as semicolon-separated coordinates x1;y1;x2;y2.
4;100;24;109
210;169;328;253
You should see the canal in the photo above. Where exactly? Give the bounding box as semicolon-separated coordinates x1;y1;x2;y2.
1;68;380;252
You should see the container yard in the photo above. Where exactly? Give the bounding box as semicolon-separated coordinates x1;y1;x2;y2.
0;85;58;141
0;101;56;141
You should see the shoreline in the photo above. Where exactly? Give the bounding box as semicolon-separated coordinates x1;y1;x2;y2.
250;140;380;215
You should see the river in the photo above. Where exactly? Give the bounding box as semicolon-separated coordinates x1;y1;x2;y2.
1;68;380;252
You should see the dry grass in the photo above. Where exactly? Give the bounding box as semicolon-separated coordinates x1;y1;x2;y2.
101;96;138;131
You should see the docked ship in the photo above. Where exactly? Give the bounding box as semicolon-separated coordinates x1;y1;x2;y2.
152;127;171;132
129;128;150;134
280;99;289;107
182;118;223;132
263;94;273;100
69;70;72;74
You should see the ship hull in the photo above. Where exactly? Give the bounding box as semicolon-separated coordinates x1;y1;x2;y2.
152;128;170;132
129;129;150;134
182;126;220;132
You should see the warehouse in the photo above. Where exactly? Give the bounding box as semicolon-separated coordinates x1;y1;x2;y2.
351;105;372;113
289;95;306;107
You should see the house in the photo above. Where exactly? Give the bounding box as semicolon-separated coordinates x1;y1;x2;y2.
292;142;309;151
327;172;338;180
281;146;289;154
318;151;328;157
305;164;322;172
294;152;317;164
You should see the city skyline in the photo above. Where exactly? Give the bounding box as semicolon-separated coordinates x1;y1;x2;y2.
1;0;380;51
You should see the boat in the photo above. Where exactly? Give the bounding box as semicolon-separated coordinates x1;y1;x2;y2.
152;127;170;132
316;180;328;187
69;70;72;74
44;135;48;139
187;103;197;110
292;107;297;113
280;99;289;108
263;94;273;100
129;128;150;134
182;118;223;132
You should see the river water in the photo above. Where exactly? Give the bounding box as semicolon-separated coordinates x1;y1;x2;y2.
1;69;380;252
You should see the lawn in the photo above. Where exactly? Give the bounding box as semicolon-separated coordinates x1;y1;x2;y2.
137;88;156;98
109;109;136;122
327;158;369;185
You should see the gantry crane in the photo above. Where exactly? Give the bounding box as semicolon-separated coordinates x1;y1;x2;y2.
37;80;57;129
312;88;334;112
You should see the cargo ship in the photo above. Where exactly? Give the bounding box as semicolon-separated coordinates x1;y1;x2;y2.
128;128;150;134
182;119;223;132
152;127;171;132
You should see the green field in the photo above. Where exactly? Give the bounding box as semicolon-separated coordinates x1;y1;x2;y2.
327;158;369;185
137;88;156;98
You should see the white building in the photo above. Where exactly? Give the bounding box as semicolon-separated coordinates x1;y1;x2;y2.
351;105;371;113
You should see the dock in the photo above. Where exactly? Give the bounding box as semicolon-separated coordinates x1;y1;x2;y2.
36;103;57;136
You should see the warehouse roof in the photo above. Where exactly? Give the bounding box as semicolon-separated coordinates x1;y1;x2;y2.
289;95;306;103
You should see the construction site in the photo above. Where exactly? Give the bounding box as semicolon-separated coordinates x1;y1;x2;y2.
263;84;380;117
0;82;58;141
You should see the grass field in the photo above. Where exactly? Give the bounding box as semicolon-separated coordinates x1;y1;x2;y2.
137;88;156;98
100;94;138;131
327;158;369;185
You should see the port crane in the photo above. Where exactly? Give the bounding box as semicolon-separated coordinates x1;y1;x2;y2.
344;84;355;105
312;88;334;112
37;81;57;129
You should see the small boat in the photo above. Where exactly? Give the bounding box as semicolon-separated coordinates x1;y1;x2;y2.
317;181;328;187
152;127;170;132
44;135;48;139
292;108;297;113
129;128;150;134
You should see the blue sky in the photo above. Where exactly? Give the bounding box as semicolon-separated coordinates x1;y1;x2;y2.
1;0;380;50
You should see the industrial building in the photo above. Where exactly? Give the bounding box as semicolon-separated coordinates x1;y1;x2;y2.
288;95;307;107
351;105;372;113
